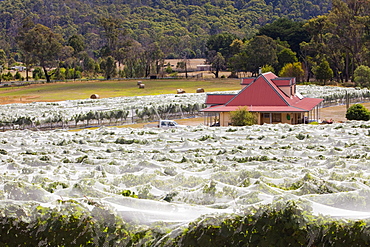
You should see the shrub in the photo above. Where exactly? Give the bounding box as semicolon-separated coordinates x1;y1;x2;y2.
346;104;370;121
2;72;13;81
230;106;257;126
165;64;173;74
14;71;22;80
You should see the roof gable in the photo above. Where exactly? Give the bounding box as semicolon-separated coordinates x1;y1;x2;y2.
226;72;289;106
202;72;324;113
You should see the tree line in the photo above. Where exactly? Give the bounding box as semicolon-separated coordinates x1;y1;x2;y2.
0;0;331;58
207;0;370;86
1;0;370;87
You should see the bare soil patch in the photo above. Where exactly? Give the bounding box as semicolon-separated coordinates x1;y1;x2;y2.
320;102;370;123
0;95;41;104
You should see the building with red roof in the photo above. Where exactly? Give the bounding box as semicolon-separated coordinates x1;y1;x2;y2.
202;72;324;126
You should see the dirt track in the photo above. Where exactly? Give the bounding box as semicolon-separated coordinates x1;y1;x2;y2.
319;102;370;123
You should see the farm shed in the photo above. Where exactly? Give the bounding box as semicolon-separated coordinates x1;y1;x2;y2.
196;65;211;71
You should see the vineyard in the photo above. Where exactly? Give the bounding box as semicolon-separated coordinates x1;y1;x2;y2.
1;85;370;246
0;85;369;131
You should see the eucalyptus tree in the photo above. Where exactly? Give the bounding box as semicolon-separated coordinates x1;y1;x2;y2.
244;35;278;76
277;48;298;74
208;51;226;78
68;34;85;57
66;34;86;78
206;32;237;59
326;0;370;81
304;0;370;82
100;56;116;80
16;17;35;81
0;49;5;83
99;17;124;56
206;32;237;70
121;41;145;78
314;59;333;85
258;18;310;55
99;16;131;63
144;42;164;77
17;23;63;82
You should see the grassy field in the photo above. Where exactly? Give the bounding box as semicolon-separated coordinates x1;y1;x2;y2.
0;78;242;104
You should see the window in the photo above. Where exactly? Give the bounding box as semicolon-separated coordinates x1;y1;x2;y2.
272;113;281;122
263;113;270;118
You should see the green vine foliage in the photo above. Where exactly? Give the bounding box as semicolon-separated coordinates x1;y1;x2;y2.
0;201;140;247
168;201;370;247
1;201;370;246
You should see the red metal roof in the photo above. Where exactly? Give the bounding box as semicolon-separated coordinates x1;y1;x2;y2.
205;94;235;105
292;97;324;111
202;72;323;113
241;78;255;85
226;73;288;106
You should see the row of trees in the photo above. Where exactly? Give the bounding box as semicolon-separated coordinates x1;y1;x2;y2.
8;16;165;82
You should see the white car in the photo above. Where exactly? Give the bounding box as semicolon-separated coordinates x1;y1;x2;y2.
158;120;187;128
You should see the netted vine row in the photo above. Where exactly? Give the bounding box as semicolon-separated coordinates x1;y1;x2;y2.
0;85;370;130
0;100;204;131
298;85;370;107
0;109;131;130
134;103;204;122
1;201;370;246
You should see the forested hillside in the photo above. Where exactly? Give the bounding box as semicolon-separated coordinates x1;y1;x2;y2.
0;0;330;58
1;0;369;86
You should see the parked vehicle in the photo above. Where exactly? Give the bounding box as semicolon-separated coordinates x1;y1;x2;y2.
158;120;187;128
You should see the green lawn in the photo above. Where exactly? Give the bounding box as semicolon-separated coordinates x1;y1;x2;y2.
0;78;242;102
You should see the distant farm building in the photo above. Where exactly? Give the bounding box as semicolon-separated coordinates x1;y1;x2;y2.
11;66;27;71
197;65;211;71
